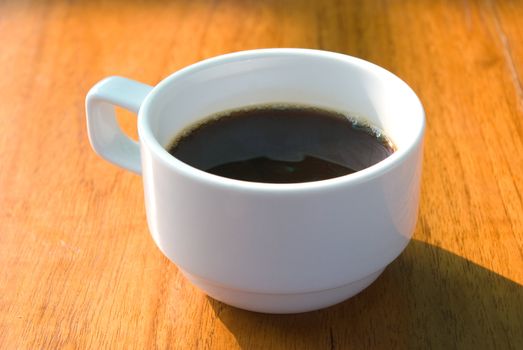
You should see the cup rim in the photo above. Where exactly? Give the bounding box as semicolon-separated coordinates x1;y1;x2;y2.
138;48;425;191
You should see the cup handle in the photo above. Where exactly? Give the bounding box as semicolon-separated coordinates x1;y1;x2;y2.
86;76;153;174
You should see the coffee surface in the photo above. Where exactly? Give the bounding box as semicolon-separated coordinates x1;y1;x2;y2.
167;105;395;183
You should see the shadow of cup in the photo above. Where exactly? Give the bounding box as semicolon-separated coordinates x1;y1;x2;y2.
207;239;523;349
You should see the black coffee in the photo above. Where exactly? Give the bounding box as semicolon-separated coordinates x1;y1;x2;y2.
167;105;395;183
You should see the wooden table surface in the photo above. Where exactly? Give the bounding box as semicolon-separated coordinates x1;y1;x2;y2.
1;0;522;349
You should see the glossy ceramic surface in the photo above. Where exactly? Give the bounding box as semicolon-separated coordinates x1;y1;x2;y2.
86;49;425;313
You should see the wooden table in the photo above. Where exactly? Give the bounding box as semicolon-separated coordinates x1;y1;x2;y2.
1;0;522;348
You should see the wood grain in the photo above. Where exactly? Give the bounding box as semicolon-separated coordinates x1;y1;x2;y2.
1;0;522;348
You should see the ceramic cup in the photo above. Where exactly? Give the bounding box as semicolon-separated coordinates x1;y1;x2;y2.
86;49;425;313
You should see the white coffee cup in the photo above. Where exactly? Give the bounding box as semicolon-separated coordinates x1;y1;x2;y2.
86;49;425;313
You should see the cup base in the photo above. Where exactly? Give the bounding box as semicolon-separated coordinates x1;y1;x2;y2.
182;269;384;314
